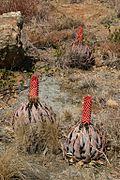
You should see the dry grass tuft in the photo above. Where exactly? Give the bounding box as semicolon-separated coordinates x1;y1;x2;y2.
95;42;120;68
0;145;27;180
98;108;120;166
0;144;49;180
96;0;120;12
50;17;82;31
64;110;73;122
37;1;54;22
14;116;61;155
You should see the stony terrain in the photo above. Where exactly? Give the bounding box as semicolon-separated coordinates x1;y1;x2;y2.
0;0;120;179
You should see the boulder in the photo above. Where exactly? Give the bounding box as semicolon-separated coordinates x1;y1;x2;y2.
0;11;24;69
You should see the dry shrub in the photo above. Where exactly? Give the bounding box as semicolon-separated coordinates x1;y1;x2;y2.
37;1;55;22
96;0;120;11
95;42;120;69
0;0;55;23
14;116;60;154
29;29;74;48
0;145;28;180
98;108;120;165
110;28;120;43
0;144;49;180
79;79;97;91
50;17;82;31
63;43;95;70
0;0;39;22
105;110;120;149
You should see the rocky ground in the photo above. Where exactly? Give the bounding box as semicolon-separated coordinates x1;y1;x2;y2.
0;0;120;179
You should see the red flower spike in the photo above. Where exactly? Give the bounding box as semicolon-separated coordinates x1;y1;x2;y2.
76;26;83;44
29;74;39;98
81;96;92;125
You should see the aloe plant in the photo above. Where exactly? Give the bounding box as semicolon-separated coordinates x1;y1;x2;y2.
64;96;107;163
64;26;95;69
12;74;56;130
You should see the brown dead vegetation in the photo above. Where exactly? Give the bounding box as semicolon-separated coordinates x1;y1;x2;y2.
28;29;74;48
14;116;61;155
0;145;32;180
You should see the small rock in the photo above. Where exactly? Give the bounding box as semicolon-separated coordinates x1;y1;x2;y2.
106;99;119;108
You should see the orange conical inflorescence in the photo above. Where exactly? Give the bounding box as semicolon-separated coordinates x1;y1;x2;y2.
81;95;92;125
29;74;39;99
76;26;83;44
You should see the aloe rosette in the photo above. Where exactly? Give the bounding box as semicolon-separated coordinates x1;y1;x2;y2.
64;96;106;163
64;26;94;69
12;74;56;130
